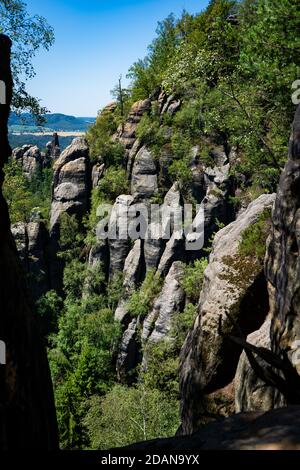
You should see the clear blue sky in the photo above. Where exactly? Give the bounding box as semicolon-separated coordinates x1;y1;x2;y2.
24;0;209;117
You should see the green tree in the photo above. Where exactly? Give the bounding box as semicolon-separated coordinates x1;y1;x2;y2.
83;384;179;450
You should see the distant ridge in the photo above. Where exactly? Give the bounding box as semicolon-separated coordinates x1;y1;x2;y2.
9;112;96;133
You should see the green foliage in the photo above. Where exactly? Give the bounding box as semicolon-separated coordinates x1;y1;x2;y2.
142;341;179;399
50;303;121;449
127;270;163;318
3;160;34;223
58;213;84;261
128;14;179;100
83;385;179;450
86;105;125;165
3;159;53;224
36;290;63;336
181;258;208;304
97;166;129;201
26;166;54;221
239;208;272;260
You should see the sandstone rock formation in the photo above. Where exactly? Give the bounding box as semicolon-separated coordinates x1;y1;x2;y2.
11;221;50;301
12;144;43;178
49;136;90;291
180;193;276;434
114;98;151;162
0;33;58;450
131;146;158;199
266;105;300;373
234;318;285;412
142;261;185;343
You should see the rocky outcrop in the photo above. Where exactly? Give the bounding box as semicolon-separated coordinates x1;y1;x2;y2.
180;193;276;434
131;146;158;199
114;99;151;160
142;261;185;343
12;144;43;178
123;406;300;451
0;33;58;450
11;221;50;301
116;318;141;384
265;105;300;374
49;137;90;291
108;194;134;275
92;162;105;188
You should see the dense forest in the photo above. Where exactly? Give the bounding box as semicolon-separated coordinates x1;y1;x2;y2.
2;0;300;450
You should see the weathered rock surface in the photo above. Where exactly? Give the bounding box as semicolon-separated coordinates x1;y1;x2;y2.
0;33;58;450
131;146;158;199
92;162;105;188
122;406;300;451
142;261;185;343
235;317;286;413
11;221;50;301
50;137;90;234
49;137;90;292
12;144;43;179
266;105;300;374
114;99;151;159
116;318;141;384
108;195;134;275
180;193;276;434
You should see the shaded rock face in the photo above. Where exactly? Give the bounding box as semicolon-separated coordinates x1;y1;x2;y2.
265;105;300;372
11;221;50;301
123;406;300;451
108;195;134;276
235;318;286;412
180;194;276;434
116;318;141;384
0;33;58;450
49;137;90;292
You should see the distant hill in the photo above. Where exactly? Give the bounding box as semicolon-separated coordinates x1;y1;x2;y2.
9;112;95;133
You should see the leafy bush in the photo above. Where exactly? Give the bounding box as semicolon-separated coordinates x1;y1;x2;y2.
239;209;272;260
83;384;179;449
127;270;163;318
181;258;208;304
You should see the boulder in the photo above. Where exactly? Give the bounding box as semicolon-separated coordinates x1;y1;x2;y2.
180;193;276;434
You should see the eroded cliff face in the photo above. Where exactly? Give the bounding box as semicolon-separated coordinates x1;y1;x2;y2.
179;195;276;434
266;105;300;367
0;34;58;450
